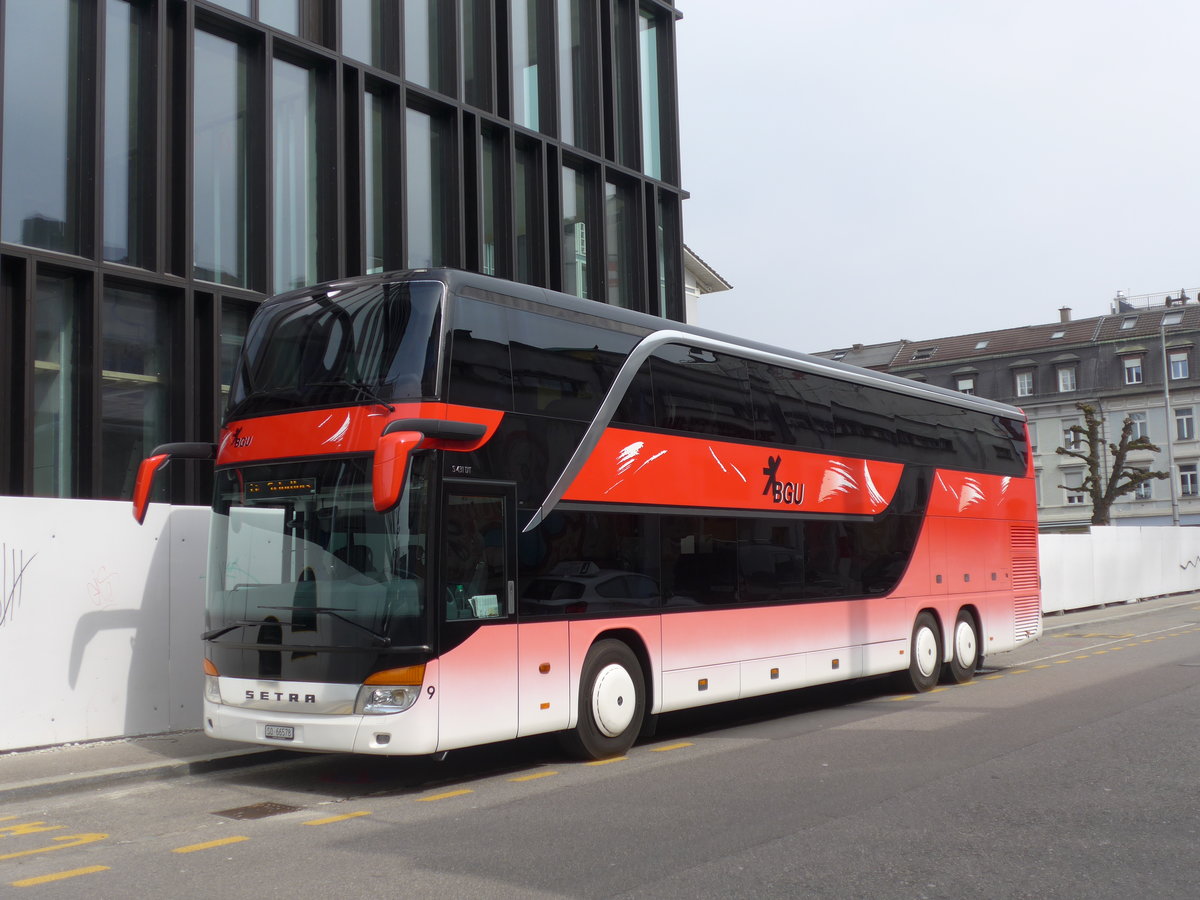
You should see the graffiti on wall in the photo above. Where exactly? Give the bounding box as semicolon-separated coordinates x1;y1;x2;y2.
1;543;37;630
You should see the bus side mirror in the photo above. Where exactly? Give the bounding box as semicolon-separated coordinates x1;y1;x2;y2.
133;454;171;524
131;442;216;524
374;431;424;512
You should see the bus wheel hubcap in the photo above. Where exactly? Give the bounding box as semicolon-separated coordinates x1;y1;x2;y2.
915;626;939;678
955;621;977;668
591;663;636;737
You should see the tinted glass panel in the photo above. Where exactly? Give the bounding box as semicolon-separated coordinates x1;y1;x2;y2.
446;296;513;411
1;0;82;253
32;274;79;497
273;57;319;292
103;0;149;266
101;283;170;499
207;455;430;681
343;0;385;67
194;30;248;286
519;510;659;617
230;281;443;418
651;346;753;440
509;311;637;419
662;516;738;606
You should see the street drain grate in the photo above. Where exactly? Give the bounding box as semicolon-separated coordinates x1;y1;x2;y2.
213;802;302;820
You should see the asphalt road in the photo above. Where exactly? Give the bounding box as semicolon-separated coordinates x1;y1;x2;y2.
4;597;1200;899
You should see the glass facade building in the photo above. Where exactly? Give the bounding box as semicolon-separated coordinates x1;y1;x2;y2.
0;0;684;505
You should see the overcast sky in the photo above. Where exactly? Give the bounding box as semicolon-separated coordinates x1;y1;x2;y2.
676;1;1200;354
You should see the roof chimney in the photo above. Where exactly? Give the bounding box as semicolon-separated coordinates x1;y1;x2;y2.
1059;307;1072;323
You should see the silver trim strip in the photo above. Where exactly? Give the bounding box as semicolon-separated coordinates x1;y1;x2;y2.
522;329;1025;532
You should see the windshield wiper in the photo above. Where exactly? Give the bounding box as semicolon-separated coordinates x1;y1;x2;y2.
302;380;395;412
260;606;391;646
203;608;391;647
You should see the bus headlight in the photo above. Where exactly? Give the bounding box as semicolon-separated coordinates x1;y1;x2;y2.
356;684;421;715
203;659;222;704
356;664;426;715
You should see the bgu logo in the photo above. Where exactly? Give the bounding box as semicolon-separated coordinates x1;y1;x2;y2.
762;455;805;506
231;427;253;449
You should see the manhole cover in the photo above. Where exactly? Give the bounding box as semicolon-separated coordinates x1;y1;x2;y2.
213;802;302;820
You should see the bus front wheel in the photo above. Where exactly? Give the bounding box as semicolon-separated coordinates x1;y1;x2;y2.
900;612;942;693
562;639;645;760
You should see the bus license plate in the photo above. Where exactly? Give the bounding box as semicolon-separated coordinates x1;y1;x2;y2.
264;725;294;741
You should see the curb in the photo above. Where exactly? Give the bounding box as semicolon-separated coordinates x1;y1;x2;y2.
0;747;293;804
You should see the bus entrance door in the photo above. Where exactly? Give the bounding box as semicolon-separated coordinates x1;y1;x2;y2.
435;482;519;750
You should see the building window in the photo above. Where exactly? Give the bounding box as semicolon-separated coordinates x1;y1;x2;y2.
1015;370;1034;397
605;179;636;309
103;0;154;268
1170;350;1190;380
974;340;989;350
343;0;387;69
2;0;86;254
1121;316;1137;330
638;7;665;180
1057;365;1077;392
1129;411;1148;441
1133;472;1152;501
1181;464;1199;497
912;347;937;361
557;0;598;152
1028;421;1038;454
561;162;593;299
1062;418;1082;451
514;139;543;284
363;88;387;274
405;0;451;94
272;57;319;292
219;301;253;413
655;192;679;318
32;273;81;497
511;0;548;132
956;376;975;395
1176;407;1195;441
101;283;170;500
461;0;494;110
1123;356;1143;385
1065;490;1086;506
405;106;451;268
481;128;508;277
193;29;249;287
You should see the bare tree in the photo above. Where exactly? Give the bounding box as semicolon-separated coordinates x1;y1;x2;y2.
1056;401;1169;526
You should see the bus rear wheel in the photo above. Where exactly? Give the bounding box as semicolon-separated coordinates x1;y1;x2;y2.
943;609;979;684
561;639;645;760
899;612;942;693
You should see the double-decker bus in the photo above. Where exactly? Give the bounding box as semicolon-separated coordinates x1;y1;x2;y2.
134;269;1040;760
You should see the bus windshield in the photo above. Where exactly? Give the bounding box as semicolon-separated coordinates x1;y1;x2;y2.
206;456;429;666
227;279;443;419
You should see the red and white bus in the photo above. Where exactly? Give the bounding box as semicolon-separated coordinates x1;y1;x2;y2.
135;269;1040;759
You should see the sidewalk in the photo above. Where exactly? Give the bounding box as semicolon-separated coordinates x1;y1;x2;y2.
0;731;290;804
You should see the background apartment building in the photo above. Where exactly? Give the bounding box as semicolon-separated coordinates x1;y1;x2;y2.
0;0;686;507
820;290;1200;530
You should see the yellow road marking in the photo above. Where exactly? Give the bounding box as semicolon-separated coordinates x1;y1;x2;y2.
584;756;627;766
1009;668;1030;674
0;822;65;838
650;742;694;752
0;834;107;861
1075;655;1090;659
1054;660;1072;665
1033;664;1052;668
509;771;558;782
303;811;372;826
984;674;1004;680
416;789;473;802
172;836;249;854
10;866;110;887
928;686;949;693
